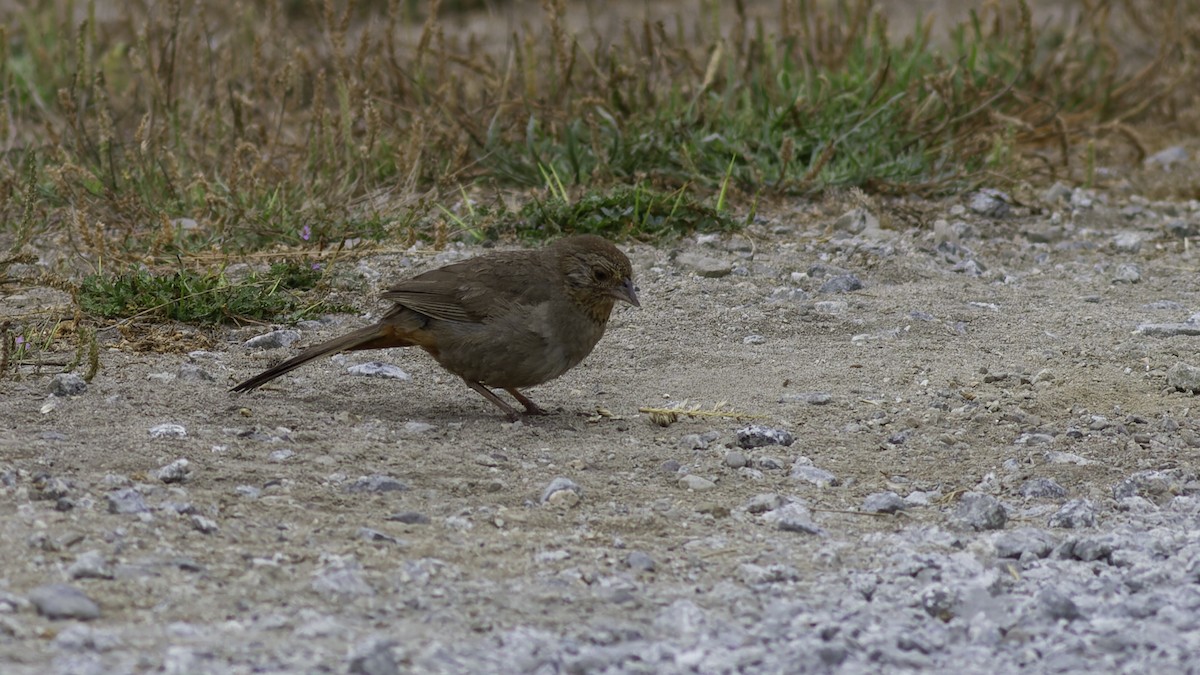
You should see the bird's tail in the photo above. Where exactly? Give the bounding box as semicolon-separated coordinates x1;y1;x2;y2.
230;323;411;392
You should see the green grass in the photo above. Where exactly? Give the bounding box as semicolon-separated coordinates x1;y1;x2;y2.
78;261;350;325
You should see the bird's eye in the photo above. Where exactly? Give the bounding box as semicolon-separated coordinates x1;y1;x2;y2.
593;268;610;282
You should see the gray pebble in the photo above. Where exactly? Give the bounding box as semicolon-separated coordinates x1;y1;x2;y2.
736;425;794;448
813;300;848;314
1167;362;1200;393
679;431;719;450
1069;536;1115;563
235;485;261;499
49;373;87;397
1111;231;1143;253
402;421;435;434
724;450;747;469
1037;587;1083;621
1135;323;1200;337
346;362;412;381
1165;218;1198;238
106;488;148;515
311;556;375;599
67;551;113;580
768;287;809;304
268;449;295;462
540;477;581;504
764;502;824;535
742;334;767;345
994;528;1057;559
386;512;431;524
818;274;863;294
27;584;100;620
738;562;801;585
1113;470;1180;500
148;423;187;439
1112;263;1141;283
243;329;301;350
1049;499;1097;528
969;189;1012;218
154;458;190;484
678;474;716;491
626;551;655;572
831;207;880;235
779;391;832;405
1019;477;1068;499
757;456;785;470
358;528;403;546
1040;182;1072;203
676;251;732;278
743;493;787;514
660;459;682;473
348;638;400;675
790;459;839;488
190;515;219;534
1145;145;1187;167
953;492;1008;531
176;363;215;382
862;491;907;514
347;474;410;494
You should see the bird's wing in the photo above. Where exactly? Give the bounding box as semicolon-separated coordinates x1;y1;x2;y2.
380;252;558;324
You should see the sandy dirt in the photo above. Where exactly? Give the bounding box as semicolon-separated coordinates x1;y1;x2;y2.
4;161;1200;671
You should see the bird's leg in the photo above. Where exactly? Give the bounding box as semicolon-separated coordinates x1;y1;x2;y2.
504;388;546;416
462;379;521;422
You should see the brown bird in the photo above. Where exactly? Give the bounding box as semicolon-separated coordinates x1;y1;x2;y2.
231;234;639;421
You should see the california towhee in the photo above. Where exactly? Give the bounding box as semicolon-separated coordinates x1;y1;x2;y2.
231;234;639;421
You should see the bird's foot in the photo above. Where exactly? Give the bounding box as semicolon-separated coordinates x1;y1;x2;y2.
505;388;546;416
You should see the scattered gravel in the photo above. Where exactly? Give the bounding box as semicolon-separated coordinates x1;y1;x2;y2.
48;373;87;397
243;329;302;350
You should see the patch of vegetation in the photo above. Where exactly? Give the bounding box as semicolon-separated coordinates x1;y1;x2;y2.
78;262;349;325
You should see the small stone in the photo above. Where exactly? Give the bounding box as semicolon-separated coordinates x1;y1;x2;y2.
679;431;718;450
763;502;824;535
1040;182;1072;203
1135;323;1200;337
1049;499;1097;529
676;251;732;278
176;363;215;382
268;449;295;463
346;362;412;381
347;475;409;494
235;485;261;499
736;425;794;448
243;330;301;350
386;512;431;524
540;477;581;505
1112;263;1141;283
742;334;767;345
402;421;435;434
358;528;403;546
738;563;801;585
311;556;374;599
994;528;1058;559
154;458;190;484
818;274;863;294
757;456;785;471
1038;588;1083;621
1044;451;1094;466
149;423;187;439
953;492;1008;531
813;300;847;314
1145;145;1187;167
831;207;881;236
1111;232;1143;253
1019;477;1068;499
1167;363;1200;393
190;515;219;534
1165;219;1198;238
724;450;747;469
862;491;907;514
626;551;656;572
660;459;683;473
48;373;87;397
743;493;787;514
348;638;400;675
67;551;113;580
27;584;100;620
106;488;148;515
969;189;1011;218
790;459;839;488
678;475;717;491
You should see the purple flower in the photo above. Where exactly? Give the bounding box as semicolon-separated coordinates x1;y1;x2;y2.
14;336;24;347
311;263;322;270
300;224;311;241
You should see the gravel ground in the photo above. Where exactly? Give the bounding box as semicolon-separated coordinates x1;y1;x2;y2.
4;161;1200;673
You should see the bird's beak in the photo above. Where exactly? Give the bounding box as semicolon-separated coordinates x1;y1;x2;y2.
613;278;640;307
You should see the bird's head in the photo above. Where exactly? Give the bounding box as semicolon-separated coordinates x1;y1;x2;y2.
556;235;640;322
